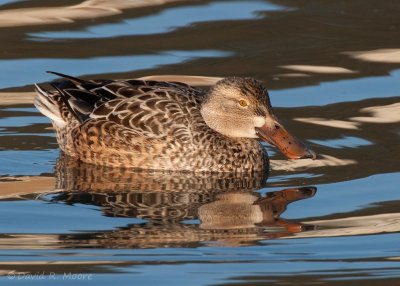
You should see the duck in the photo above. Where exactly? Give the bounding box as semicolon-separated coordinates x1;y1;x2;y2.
34;72;316;173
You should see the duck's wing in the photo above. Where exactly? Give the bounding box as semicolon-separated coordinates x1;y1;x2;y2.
47;72;204;141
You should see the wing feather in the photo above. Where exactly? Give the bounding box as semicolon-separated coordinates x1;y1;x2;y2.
44;73;204;142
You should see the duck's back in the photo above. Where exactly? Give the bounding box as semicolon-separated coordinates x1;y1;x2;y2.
34;73;266;172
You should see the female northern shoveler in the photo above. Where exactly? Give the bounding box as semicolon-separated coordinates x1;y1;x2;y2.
34;72;316;173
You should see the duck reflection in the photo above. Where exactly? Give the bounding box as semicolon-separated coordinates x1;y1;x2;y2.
45;155;316;247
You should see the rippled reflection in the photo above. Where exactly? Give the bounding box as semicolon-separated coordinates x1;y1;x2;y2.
20;155;317;248
0;0;184;28
30;1;284;40
0;50;231;89
345;49;400;63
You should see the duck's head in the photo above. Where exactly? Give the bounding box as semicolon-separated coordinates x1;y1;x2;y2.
201;77;316;159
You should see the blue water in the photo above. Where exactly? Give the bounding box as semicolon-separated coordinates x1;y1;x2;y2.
310;136;372;149
0;50;231;89
272;69;400;107
0;150;57;175
30;1;285;40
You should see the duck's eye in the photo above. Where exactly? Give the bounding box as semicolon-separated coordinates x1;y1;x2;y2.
239;99;248;107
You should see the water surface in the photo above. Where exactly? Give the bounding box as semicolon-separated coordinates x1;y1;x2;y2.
0;0;400;285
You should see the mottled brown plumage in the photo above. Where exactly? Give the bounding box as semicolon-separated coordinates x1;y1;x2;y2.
34;72;315;173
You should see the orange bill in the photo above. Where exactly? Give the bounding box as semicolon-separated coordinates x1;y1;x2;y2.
255;118;317;160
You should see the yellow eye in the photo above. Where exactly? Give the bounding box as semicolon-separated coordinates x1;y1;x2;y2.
239;99;248;107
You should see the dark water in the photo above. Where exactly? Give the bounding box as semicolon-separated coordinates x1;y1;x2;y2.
1;0;400;285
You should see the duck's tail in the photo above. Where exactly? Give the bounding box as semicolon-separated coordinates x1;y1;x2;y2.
34;84;68;128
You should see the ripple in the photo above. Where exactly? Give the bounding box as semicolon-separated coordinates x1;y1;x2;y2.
309;136;372;149
272;69;400;107
29;1;285;40
0;150;57;176
0;50;232;89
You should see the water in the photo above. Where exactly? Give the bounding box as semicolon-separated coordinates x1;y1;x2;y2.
1;0;400;285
